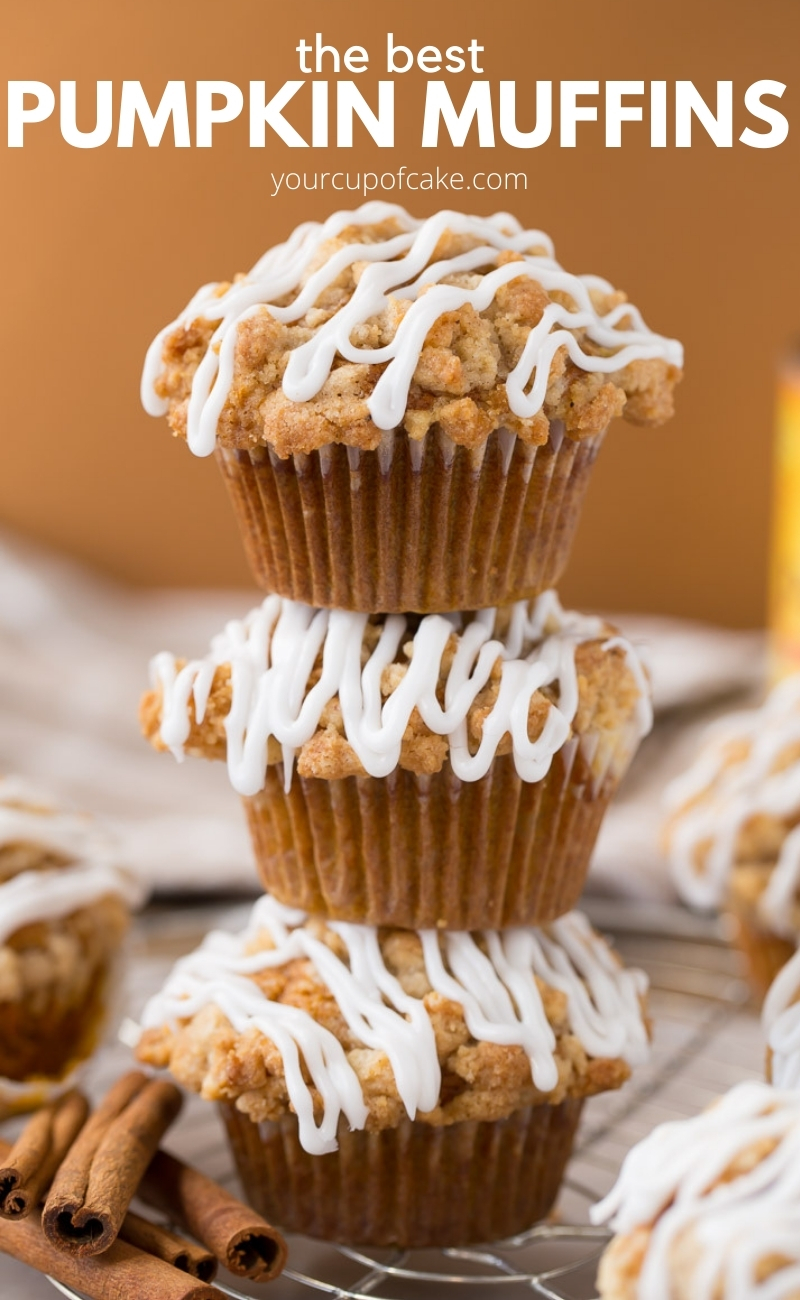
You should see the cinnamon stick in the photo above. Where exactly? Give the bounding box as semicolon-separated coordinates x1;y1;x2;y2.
0;1089;89;1219
0;1205;224;1300
140;1148;288;1282
42;1070;183;1256
0;1137;217;1282
119;1209;217;1282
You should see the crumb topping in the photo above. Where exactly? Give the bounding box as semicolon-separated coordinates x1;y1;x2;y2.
140;600;648;787
138;904;647;1136
144;207;682;458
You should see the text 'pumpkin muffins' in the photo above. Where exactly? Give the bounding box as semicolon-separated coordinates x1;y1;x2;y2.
137;895;649;1247
664;674;800;997
592;1081;800;1300
142;204;683;613
140;591;652;929
0;777;144;1117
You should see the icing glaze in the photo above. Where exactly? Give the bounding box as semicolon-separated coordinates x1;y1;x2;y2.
139;896;650;1156
665;675;800;921
0;863;143;948
0;775;111;863
141;203;683;457
0;777;145;944
150;590;652;796
764;947;800;1089
592;1080;800;1300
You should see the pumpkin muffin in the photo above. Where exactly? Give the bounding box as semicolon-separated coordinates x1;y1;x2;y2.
138;894;649;1247
592;1080;800;1300
0;776;143;1115
141;203;682;613
664;675;800;997
140;590;651;929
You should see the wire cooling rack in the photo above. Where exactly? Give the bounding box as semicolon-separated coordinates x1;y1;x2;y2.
32;899;762;1300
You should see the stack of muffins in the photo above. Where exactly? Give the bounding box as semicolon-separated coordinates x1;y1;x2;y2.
135;204;682;1246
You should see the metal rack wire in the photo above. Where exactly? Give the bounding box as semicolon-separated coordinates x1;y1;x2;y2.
40;906;762;1300
46;1225;612;1300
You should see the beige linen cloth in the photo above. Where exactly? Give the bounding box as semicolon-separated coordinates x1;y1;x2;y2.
0;529;765;900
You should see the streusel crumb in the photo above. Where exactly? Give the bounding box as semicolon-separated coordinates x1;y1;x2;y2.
153;220;681;458
140;623;645;783
137;918;640;1130
597;1140;796;1300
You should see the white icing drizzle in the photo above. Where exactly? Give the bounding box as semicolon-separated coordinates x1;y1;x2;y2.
592;1080;800;1300
0;863;143;948
764;947;800;1090
0;777;145;945
665;676;800;919
0;775;110;863
141;202;683;458
139;896;649;1156
151;590;651;796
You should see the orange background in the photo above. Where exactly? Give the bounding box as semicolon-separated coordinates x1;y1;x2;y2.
2;0;799;626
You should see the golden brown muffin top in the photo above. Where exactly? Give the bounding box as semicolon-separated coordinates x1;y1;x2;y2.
141;592;651;790
137;897;649;1152
142;205;683;459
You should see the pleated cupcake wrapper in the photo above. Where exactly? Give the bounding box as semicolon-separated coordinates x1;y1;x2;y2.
0;943;126;1119
243;724;640;930
216;422;605;613
220;1098;584;1248
726;891;796;1002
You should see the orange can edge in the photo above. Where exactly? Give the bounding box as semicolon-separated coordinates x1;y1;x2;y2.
768;349;800;683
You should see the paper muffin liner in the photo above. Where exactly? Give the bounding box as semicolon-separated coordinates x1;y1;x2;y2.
216;422;605;613
0;990;106;1120
221;1097;584;1247
0;913;130;1119
243;726;637;930
726;894;796;1002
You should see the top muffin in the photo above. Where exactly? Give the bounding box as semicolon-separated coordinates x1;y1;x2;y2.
142;204;683;612
143;204;683;459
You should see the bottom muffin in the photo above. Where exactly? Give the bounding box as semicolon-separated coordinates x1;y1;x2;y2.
0;776;143;1115
138;895;650;1247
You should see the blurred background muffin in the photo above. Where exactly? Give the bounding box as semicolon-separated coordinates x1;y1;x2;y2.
663;675;800;996
0;776;144;1116
592;1080;800;1300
